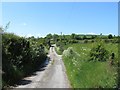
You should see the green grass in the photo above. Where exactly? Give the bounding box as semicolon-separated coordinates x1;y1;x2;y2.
62;43;118;88
55;46;63;55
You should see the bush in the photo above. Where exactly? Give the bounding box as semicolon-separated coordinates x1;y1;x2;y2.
84;40;88;43
89;42;109;62
91;40;94;43
55;41;65;55
2;33;47;87
112;39;119;43
69;40;78;44
62;44;117;88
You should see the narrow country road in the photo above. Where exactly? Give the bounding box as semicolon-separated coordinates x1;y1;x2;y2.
14;46;70;88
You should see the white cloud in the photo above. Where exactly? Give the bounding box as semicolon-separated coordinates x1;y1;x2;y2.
24;33;45;38
37;34;41;37
25;34;33;37
87;32;96;35
77;32;96;35
34;34;46;38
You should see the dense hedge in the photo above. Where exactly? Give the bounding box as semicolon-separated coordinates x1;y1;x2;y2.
2;33;47;87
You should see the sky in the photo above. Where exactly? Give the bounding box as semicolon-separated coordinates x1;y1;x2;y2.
2;2;118;37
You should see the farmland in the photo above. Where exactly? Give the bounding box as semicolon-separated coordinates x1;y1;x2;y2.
62;43;118;88
53;33;119;88
1;30;119;88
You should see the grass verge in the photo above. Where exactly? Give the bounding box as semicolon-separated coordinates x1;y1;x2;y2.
62;43;118;88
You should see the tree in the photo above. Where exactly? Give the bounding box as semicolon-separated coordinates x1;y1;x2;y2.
46;33;52;39
83;35;87;39
91;35;95;39
75;35;81;40
108;34;113;39
53;34;59;42
71;33;76;39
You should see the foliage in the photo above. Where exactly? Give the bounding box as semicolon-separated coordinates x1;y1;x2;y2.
2;31;119;88
46;33;52;39
55;41;65;55
108;34;113;39
71;33;76;39
84;40;88;43
53;34;59;42
89;42;109;62
83;35;87;39
2;33;47;87
62;43;117;88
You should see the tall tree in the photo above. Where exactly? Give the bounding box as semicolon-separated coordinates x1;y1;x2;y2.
108;34;113;39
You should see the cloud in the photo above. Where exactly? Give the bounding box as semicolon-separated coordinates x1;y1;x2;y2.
34;34;45;38
78;32;96;35
24;34;44;38
25;34;33;37
87;32;96;35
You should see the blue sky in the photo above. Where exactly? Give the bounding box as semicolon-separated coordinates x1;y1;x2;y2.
2;2;118;37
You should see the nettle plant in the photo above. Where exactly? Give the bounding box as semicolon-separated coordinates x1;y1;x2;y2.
89;40;109;62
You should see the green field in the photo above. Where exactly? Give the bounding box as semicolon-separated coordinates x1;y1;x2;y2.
62;43;118;88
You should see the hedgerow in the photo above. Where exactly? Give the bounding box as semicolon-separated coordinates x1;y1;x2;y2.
2;33;47;87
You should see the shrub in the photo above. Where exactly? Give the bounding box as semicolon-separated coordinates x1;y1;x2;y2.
62;43;117;88
84;40;88;43
63;47;73;57
2;33;47;87
91;40;94;43
69;40;78;44
89;42;109;62
112;39;119;43
104;39;109;43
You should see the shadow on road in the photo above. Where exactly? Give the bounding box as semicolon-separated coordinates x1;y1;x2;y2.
14;57;51;87
35;58;50;72
16;80;32;85
29;57;51;76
